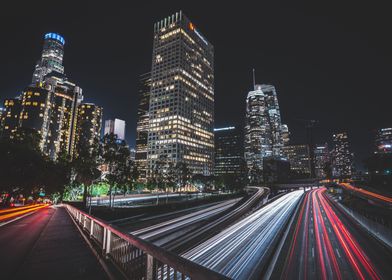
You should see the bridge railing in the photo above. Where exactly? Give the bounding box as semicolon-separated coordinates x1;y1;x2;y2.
64;204;228;280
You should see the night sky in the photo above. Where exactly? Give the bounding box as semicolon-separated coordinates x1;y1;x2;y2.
1;1;391;170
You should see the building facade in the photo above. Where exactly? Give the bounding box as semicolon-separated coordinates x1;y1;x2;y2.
1;98;22;138
73;103;103;157
32;33;65;84
314;143;330;178
147;11;214;176
19;86;52;150
332;132;354;177
374;128;392;154
43;74;83;159
104;118;126;141
135;72;151;181
244;84;285;177
214;126;245;177
282;144;311;177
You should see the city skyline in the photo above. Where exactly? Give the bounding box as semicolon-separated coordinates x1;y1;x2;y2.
1;1;391;170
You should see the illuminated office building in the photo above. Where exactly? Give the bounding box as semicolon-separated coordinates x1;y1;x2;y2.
135;72;151;181
314;143;330;178
43;73;83;159
1;98;22;138
19;86;52;149
281;124;290;146
374;128;392;154
147;11;214;176
104;118;126;141
73;103;102;157
32;33;65;84
244;84;284;175
282;144;311;177
214;127;245;176
332;132;354;177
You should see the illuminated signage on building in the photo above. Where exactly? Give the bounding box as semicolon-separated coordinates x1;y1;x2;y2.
189;23;208;45
44;33;65;45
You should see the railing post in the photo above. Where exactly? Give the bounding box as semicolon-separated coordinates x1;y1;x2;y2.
103;227;107;252
105;230;111;255
90;220;94;237
146;254;154;280
83;215;86;229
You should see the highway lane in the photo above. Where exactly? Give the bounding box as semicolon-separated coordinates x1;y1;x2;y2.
90;192;212;206
340;183;392;206
182;190;303;279
282;188;392;280
132;198;241;240
131;187;267;253
0;206;54;276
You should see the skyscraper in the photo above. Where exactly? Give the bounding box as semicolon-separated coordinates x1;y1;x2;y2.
32;33;65;84
147;11;214;176
332;132;354;178
244;84;284;178
19;86;52;150
281;124;290;146
43;73;83;159
282;144;311;177
314;143;330;178
73;103;102;157
1;98;22;138
104;118;126;141
214;126;245;177
135;72;151;182
374;128;392;154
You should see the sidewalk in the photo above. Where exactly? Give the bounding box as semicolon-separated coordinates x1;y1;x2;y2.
14;206;108;279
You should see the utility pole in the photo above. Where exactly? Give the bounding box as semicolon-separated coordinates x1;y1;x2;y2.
306;120;317;179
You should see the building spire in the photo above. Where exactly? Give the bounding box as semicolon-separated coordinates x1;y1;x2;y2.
252;68;256;89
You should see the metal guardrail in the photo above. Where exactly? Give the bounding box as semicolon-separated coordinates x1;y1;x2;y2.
64;204;229;280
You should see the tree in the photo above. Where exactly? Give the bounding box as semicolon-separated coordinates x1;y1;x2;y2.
101;133;133;208
0;128;49;199
175;162;192;192
73;134;101;206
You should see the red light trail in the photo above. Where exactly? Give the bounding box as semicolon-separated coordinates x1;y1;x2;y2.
340;183;392;204
283;188;381;280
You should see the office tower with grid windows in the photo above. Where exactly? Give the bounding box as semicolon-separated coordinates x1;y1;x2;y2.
135;72;151;181
332;132;354;177
73;103;103;157
1;98;22;138
147;11;214;176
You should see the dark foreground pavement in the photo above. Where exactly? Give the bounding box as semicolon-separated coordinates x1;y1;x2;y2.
0;206;108;280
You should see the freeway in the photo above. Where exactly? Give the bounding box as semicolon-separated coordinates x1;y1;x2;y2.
132;187;268;253
90;192;213;207
282;188;392;280
340;183;392;206
182;190;304;279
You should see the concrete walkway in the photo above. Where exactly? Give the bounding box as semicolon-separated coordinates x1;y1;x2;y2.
0;206;108;279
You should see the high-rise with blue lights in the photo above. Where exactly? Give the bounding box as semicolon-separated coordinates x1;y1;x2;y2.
32;33;65;84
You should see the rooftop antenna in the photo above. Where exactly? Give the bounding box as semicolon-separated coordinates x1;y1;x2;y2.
252;68;256;89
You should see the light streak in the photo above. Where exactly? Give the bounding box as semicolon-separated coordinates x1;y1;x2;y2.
0;204;48;222
182;190;304;279
340;183;392;204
